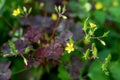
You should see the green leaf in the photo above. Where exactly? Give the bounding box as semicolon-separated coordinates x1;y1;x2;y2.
83;17;89;32
102;31;110;37
83;49;90;60
58;65;71;80
101;54;111;75
28;7;32;14
25;47;30;53
105;54;111;63
88;61;108;80
62;5;66;14
11;57;25;75
108;6;120;22
0;0;5;10
92;43;98;59
8;40;18;56
94;11;107;24
69;37;73;43
93;27;97;32
110;61;120;80
55;5;58;12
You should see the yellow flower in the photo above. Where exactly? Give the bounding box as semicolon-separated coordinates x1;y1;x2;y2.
89;22;96;28
65;43;74;53
112;1;119;6
95;2;103;10
51;13;57;20
39;2;44;8
12;8;20;16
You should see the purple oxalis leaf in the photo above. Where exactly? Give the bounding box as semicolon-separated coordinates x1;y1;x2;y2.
24;28;42;43
0;62;11;80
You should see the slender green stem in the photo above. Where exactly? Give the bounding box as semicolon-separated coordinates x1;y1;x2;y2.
50;17;60;40
12;68;28;75
1;16;13;29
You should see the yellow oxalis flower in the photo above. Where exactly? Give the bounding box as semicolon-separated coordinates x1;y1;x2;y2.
89;22;96;28
39;2;44;8
12;8;20;16
51;13;57;20
112;1;119;6
65;43;74;53
95;2;103;10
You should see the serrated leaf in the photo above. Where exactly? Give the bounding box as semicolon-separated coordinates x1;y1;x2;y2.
92;43;98;59
102;63;107;71
102;54;111;75
83;17;89;32
83;49;90;60
8;41;18;56
102;31;110;37
105;54;111;63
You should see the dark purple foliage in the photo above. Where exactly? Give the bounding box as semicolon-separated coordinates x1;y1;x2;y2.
57;20;84;41
36;43;64;59
36;42;64;66
1;44;11;56
0;62;11;80
14;40;32;54
55;30;73;47
24;28;42;43
27;57;40;68
20;16;54;34
67;55;83;79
